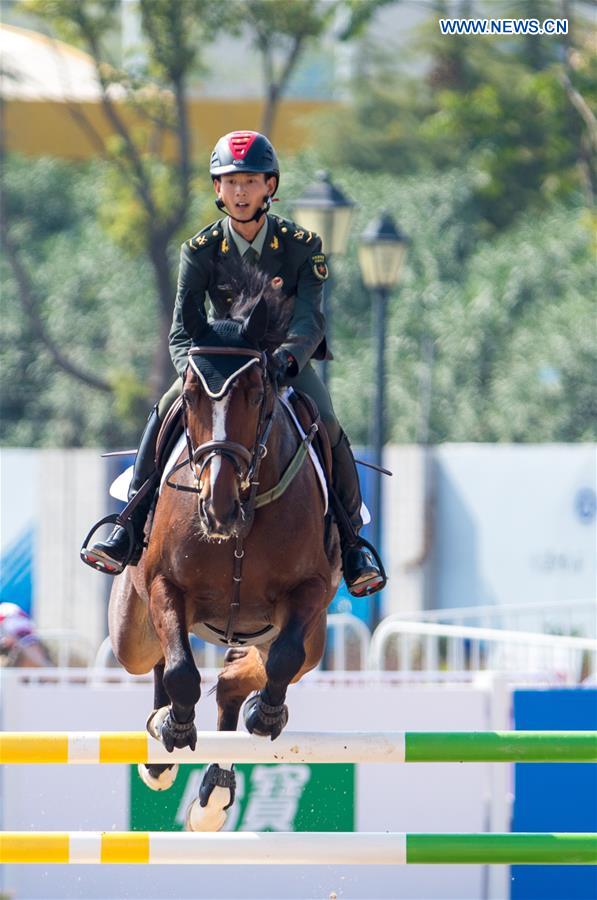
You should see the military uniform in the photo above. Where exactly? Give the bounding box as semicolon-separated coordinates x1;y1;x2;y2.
161;214;341;444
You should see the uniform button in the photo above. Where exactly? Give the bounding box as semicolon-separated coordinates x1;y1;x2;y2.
227;297;232;303
281;226;288;233
212;230;219;236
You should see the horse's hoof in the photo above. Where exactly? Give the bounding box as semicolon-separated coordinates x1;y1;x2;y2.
137;762;179;792
185;795;228;832
243;694;288;740
145;706;170;740
160;710;197;752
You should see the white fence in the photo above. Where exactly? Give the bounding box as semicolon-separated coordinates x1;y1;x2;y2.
394;598;596;638
368;617;597;682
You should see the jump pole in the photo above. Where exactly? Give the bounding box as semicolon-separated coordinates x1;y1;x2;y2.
1;730;596;765
1;832;596;865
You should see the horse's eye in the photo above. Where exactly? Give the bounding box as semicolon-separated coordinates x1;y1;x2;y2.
250;390;264;407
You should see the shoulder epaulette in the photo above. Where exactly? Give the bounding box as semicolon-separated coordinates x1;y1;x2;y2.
186;221;224;251
274;216;317;246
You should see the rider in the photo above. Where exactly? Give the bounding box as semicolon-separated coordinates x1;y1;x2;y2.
82;130;384;597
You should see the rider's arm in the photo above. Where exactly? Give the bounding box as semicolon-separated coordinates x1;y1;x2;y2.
278;236;327;374
169;242;210;379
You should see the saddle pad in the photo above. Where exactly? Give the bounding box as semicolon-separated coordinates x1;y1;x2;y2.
108;442;188;500
279;389;328;514
110;465;134;502
280;390;370;525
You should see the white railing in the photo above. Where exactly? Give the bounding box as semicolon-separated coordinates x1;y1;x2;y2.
394;598;596;638
37;629;96;668
368;617;597;682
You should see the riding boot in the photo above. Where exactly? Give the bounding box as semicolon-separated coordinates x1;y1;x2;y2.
82;406;162;575
331;430;385;597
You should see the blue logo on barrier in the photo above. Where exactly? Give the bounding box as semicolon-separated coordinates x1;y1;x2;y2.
575;487;596;524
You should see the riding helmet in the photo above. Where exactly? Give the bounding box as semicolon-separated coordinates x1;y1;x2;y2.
210;131;280;194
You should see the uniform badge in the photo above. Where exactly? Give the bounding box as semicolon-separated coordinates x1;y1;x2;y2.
221;238;229;254
311;253;329;281
270;236;279;250
294;229;305;241
271;276;284;289
195;234;208;247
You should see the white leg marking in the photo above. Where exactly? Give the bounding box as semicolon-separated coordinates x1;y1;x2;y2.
210;394;231;491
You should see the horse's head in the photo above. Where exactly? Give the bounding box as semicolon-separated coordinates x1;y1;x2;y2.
182;267;292;540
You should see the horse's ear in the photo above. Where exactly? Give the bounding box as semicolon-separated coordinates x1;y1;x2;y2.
241;294;269;346
181;292;208;343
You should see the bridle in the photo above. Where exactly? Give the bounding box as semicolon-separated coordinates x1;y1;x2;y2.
164;342;319;645
166;345;274;536
165;344;277;643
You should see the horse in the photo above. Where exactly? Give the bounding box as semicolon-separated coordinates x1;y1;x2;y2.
108;270;341;831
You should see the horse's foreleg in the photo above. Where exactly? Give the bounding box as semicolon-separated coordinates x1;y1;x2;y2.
244;578;326;740
149;577;201;752
186;647;266;833
137;661;180;792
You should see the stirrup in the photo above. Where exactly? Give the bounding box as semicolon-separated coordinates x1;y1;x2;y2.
345;536;387;597
80;514;136;575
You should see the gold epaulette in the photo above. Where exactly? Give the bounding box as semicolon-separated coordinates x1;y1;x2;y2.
275;217;316;245
187;222;223;251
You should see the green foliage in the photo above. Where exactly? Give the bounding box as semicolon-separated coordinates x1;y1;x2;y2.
320;1;595;228
281;156;595;445
1;156;156;447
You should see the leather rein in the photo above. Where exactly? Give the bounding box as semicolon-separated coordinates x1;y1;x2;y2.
165;346;317;644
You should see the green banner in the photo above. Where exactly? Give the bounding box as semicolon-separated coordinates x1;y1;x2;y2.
131;763;354;832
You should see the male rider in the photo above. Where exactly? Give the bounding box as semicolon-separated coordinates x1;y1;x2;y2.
82;130;384;597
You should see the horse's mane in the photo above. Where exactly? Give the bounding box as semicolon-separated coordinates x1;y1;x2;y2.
214;261;294;354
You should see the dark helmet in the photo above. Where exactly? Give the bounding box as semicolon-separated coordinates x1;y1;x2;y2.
210;131;280;194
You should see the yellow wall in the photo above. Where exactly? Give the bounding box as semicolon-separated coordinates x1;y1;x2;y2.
4;98;333;160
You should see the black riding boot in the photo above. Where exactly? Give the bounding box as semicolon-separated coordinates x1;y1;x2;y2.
331;431;385;597
81;406;162;575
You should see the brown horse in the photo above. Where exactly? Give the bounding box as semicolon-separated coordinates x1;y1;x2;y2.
108;273;341;830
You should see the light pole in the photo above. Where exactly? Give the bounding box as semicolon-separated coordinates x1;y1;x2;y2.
358;212;408;624
292;171;355;386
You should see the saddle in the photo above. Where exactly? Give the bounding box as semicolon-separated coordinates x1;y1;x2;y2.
156;395;185;470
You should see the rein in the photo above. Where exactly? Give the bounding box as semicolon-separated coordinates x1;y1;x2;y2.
165;346;317;645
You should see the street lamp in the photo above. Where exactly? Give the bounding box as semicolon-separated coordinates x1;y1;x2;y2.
358;211;408;626
292;171;355;385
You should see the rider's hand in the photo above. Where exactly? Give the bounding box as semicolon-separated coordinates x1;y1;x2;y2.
270;349;298;383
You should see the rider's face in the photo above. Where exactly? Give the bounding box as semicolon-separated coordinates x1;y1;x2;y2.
214;173;276;221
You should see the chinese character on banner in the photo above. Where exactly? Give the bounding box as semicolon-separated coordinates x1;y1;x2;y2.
240;765;311;831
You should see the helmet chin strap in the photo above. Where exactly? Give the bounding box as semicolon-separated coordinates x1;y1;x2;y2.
215;195;272;224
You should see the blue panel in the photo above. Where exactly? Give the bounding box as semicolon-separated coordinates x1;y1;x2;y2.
511;689;597;900
0;527;33;615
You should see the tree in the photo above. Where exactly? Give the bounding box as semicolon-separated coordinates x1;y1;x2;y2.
12;0;222;402
1;155;156;446
242;0;398;137
319;0;595;227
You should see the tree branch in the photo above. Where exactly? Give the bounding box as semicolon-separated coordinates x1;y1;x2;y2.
1;222;112;393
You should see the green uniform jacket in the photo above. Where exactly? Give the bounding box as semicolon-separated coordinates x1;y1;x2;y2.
169;214;331;379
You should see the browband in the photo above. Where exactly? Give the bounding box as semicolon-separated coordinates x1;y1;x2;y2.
189;347;262;359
